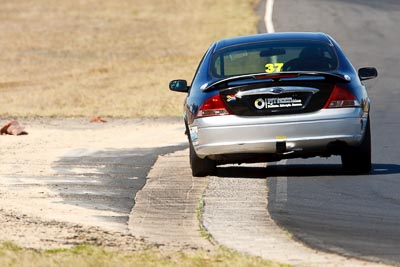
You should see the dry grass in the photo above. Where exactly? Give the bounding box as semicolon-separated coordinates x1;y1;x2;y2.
0;0;258;117
0;243;288;267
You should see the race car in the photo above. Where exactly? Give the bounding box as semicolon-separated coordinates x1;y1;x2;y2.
169;32;377;177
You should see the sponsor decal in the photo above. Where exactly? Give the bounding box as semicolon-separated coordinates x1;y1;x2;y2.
276;135;287;141
189;126;199;145
254;97;302;109
226;95;237;103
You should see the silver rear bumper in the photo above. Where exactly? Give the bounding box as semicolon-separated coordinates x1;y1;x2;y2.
190;108;367;158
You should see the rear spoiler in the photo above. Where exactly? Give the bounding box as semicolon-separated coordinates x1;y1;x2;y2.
201;71;351;91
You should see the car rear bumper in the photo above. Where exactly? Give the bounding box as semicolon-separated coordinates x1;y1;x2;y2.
190;108;368;158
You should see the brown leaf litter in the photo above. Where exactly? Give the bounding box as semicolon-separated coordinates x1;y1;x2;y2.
0;120;28;135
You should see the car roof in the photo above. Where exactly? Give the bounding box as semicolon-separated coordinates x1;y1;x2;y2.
213;32;333;51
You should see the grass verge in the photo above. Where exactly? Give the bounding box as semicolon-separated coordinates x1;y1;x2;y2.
0;0;259;117
197;198;213;242
0;242;289;267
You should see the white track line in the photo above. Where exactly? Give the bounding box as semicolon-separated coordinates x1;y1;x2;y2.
265;0;275;33
275;160;288;208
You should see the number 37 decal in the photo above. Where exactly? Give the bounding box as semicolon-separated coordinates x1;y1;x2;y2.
265;63;284;73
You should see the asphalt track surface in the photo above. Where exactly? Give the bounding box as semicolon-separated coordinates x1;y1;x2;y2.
53;145;185;226
263;0;400;264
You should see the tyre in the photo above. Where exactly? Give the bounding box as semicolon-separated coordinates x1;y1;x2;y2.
341;117;372;174
189;141;216;177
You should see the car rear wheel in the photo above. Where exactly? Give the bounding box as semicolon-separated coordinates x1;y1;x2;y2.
189;142;216;177
341;117;372;174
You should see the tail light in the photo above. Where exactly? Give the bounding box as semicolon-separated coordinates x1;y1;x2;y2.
196;94;230;118
324;85;360;108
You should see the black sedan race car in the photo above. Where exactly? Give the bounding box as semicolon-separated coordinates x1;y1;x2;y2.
169;32;377;177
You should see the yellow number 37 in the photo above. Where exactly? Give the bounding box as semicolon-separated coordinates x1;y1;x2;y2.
265;63;284;73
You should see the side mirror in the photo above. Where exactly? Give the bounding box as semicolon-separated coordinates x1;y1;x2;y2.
169;79;189;93
358;67;378;81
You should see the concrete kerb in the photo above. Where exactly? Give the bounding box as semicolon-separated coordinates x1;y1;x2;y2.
128;149;213;251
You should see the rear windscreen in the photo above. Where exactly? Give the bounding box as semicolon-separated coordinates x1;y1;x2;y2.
210;41;338;78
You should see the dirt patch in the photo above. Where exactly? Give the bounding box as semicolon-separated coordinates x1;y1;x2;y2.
0;117;186;250
0;208;146;251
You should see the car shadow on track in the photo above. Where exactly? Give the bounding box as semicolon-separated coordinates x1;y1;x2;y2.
216;166;268;179
216;163;400;178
